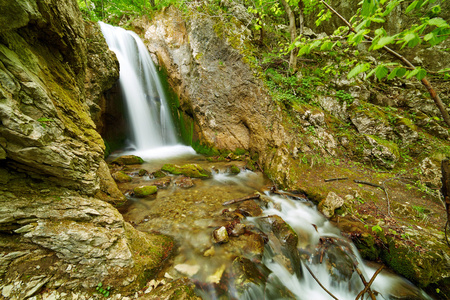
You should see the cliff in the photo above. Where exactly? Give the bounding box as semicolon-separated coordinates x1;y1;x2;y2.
0;1;173;298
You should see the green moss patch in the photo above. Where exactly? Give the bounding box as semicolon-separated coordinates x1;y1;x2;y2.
161;163;211;178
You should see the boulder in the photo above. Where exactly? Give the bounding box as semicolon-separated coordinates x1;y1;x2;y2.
112;155;144;165
318;192;345;218
112;171;133;183
133;185;158;197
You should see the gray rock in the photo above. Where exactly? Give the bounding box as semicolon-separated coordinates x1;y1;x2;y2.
319;192;344;218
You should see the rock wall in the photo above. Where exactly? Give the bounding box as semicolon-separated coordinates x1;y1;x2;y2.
0;1;173;297
143;7;295;170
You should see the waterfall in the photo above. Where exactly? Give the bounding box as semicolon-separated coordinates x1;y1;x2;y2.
99;22;178;151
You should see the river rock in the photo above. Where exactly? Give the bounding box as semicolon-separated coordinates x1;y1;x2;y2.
151;176;172;189
152;169;167;178
112;155;144;165
133;185;158;197
174;176;195;188
231;257;270;294
318;192;345;218
228;165;241;174
161;163;211;178
213;226;229;244
112;171;133;183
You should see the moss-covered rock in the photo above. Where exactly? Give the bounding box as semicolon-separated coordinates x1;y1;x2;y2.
138;169;148;176
112;155;144;165
161;163;211;178
229;165;241;174
151;169;167;178
112;171;132;183
133;185;158;197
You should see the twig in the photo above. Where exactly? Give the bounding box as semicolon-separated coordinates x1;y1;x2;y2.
324;177;348;182
355;265;384;300
222;194;260;206
304;264;339;300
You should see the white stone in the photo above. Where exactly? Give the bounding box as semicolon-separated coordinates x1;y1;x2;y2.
174;263;200;277
320;192;345;218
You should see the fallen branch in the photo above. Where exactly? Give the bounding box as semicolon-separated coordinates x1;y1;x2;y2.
354;180;384;190
320;0;450;127
324;177;348;182
353;264;377;300
222;194;260;206
304;264;339;300
355;265;384;300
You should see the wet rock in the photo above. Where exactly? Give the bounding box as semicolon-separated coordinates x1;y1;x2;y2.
213;226;229;244
151;176;172;189
230;223;246;236
133;185;158;197
161;164;211;178
112;171;133;183
174;176;195;188
151;169;167;178
138;169;148;176
112;155;144;165
231;257;270;294
229;164;241;174
256;215;302;277
237;200;263;217
318;192;344;218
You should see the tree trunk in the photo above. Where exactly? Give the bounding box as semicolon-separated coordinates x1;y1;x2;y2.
298;0;304;36
280;0;297;72
149;0;155;7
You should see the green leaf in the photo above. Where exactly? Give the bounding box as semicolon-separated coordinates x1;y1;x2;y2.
402;32;421;48
347;63;371;79
372;36;395;50
406;68;420;79
297;44;311;56
405;0;418;13
320;41;334;51
387;67;398;80
369;17;385;23
375;65;389;79
416;68;427;80
427;17;449;28
396;67;407;77
424;32;435;41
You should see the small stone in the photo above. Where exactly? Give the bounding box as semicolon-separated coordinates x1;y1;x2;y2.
133;185;157;197
213;226;229;244
174;176;194;188
229;165;241;174
231;223;246;236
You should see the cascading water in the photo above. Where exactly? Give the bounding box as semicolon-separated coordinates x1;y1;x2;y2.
100;22;185;155
100;22;432;300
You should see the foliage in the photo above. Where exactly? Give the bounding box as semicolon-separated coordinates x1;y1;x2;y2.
77;0;178;22
95;282;111;297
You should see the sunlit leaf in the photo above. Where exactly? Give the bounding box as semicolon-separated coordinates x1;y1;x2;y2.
372;36;395;50
427;17;449;28
375;65;389;79
405;0;418;13
406;68;420;79
416;69;427;80
347;63;371;79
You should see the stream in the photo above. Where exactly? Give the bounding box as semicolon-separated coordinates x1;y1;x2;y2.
100;22;432;299
111;149;431;300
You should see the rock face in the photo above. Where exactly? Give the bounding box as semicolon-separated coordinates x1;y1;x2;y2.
144;7;287;155
0;0;173;297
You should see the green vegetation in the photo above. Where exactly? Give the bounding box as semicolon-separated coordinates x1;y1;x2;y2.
95;282;111;297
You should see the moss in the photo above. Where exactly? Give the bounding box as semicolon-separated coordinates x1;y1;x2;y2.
112;155;144;165
152;170;167;178
353;233;381;261
113;171;132;183
161;163;211;178
229;165;241;174
366;134;400;158
192;140;220;156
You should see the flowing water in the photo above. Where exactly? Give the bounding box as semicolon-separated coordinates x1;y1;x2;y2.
100;23;432;299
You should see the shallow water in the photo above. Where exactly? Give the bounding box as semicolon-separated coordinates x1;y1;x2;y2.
115;147;431;300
